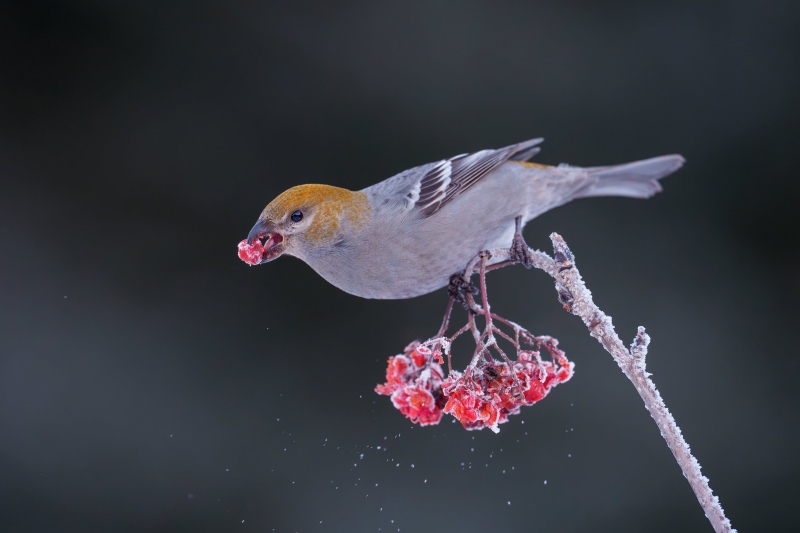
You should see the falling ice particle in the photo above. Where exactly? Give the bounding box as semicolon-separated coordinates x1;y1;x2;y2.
507;501;511;505
377;446;381;450
424;480;427;483
544;480;548;485
411;464;414;468
360;454;364;459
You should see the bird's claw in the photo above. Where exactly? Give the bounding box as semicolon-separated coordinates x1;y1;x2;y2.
448;273;479;311
509;216;534;268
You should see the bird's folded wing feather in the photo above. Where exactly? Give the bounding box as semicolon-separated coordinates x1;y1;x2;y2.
365;138;543;217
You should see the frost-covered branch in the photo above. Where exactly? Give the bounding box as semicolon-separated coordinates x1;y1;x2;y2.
467;233;734;533
375;231;734;532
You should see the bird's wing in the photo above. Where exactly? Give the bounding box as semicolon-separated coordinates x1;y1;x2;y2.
368;139;543;217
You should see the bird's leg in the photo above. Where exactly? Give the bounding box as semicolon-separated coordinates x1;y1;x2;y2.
448;272;479;311
509;215;534;269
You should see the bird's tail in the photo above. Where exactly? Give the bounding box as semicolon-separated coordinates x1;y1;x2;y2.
574;154;686;199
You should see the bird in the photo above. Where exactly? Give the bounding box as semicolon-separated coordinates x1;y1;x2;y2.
239;138;684;299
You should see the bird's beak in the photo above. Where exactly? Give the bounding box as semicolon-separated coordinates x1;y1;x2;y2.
246;219;285;263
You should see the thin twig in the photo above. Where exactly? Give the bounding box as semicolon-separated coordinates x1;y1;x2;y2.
536;232;735;533
436;298;455;338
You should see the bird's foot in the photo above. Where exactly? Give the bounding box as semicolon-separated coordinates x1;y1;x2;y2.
448;273;479;311
509;216;534;268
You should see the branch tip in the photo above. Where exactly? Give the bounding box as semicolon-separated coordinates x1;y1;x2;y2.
631;326;651;359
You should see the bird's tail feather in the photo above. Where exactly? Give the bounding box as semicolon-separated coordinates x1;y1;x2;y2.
575;154;686;199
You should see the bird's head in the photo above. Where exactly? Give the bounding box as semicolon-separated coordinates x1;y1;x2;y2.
243;184;371;264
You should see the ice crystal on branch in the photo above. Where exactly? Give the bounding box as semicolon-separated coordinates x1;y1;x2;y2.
375;252;574;432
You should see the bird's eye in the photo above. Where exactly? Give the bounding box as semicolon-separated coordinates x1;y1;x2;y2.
290;210;303;223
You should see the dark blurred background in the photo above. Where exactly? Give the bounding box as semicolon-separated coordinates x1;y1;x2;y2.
1;1;798;531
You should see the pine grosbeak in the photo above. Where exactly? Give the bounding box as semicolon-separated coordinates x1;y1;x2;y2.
239;138;684;298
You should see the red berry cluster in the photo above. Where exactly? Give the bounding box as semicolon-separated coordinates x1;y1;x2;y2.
376;339;573;432
374;342;446;426
442;348;573;433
